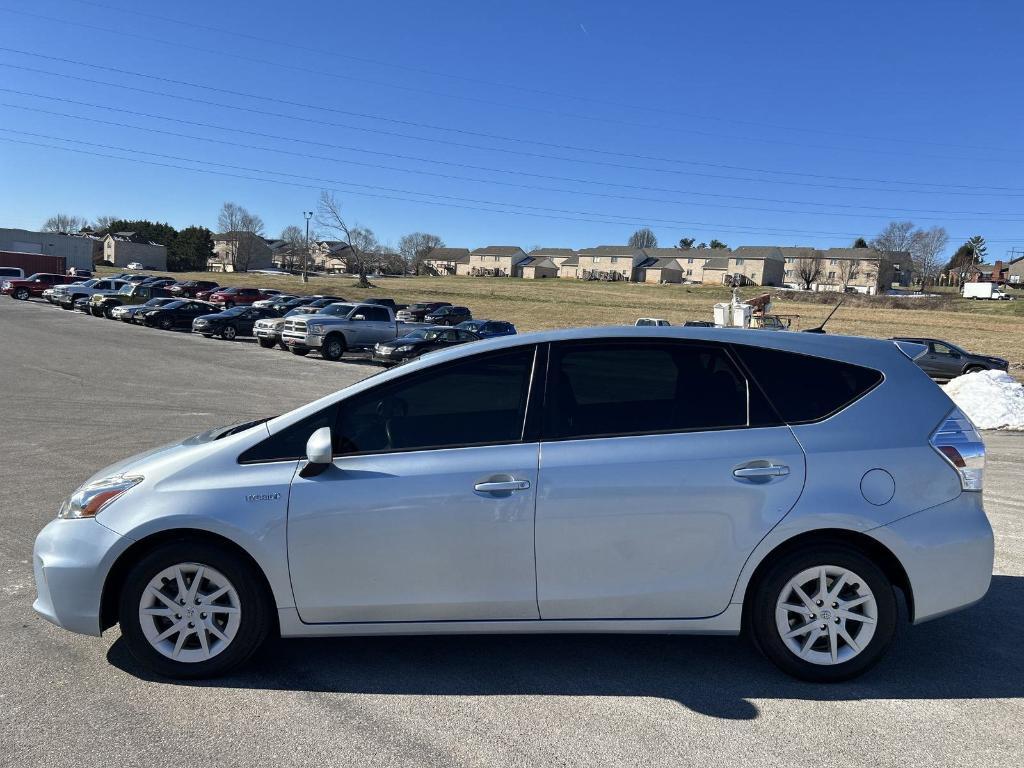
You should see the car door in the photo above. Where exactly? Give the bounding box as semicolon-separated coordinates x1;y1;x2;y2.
287;344;541;623
927;342;964;377
353;305;395;345
534;339;806;620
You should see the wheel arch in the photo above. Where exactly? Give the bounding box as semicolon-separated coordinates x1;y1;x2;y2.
99;528;279;634
738;528;914;629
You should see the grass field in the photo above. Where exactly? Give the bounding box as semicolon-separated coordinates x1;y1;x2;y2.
99;268;1024;373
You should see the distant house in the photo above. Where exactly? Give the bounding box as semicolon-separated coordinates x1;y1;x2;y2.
210;232;274;272
576;246;644;281
636;249;684;283
701;246;784;287
102;232;167;270
1007;255;1024;287
422;247;470;276
674;251;710;282
466;246;529;277
518;255;560;279
557;253;580;279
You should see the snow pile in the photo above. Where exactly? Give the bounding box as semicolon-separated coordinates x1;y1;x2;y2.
943;370;1024;430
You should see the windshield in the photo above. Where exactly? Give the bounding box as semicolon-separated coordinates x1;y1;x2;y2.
318;303;356;317
117;284;135;295
219;307;247;317
398;329;430;340
160;300;186;310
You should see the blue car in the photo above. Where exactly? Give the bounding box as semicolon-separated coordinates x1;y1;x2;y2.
456;319;517;338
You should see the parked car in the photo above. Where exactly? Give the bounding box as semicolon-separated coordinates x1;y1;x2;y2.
0;266;26;281
138;300;218;330
270;296;317;313
208;287;264;308
280;302;428;360
66;268;93;279
57;278;132;310
396;302;451;322
424;305;471;326
304;296;347;309
683;320;715;327
253;293;296;309
891;337;1010;381
254;306;322;349
90;283;174;318
192;306;281;340
455;319;517;338
171;280;219;299
126;261;144;270
363;297;406;312
140;277;175;288
48;278;96;305
32;328;994;680
372;326;481;365
111;297;179;323
636;317;671;327
3;272;77;300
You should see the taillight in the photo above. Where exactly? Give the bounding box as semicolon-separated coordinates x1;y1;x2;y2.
930;407;985;491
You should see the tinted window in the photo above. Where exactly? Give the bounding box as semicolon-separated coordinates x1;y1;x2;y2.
239;407;337;464
544;341;750;440
733;344;882;424
334;346;536;455
359;306;390;322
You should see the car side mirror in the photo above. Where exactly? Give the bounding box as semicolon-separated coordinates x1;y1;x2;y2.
300;426;333;478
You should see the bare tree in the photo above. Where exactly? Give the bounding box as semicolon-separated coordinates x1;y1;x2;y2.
836;258;861;291
628;227;657;249
92;215;120;232
217;202;264;271
278;225;308;271
316;191;377;287
42;213;88;233
398;232;445;275
871;221;916;255
909;226;949;286
795;253;823;290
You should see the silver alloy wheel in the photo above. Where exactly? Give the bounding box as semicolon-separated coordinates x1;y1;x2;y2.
138;562;241;663
775;564;878;666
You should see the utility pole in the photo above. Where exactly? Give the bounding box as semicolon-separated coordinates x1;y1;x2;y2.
302;210;313;283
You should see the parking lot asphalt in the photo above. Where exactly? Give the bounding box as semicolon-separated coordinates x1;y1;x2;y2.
1;297;1022;768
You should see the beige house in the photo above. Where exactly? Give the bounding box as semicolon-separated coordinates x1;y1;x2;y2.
1007;255;1024;287
465;246;529;277
557;253;580;279
422;247;470;276
702;247;785;286
635;249;684;283
576;246;644;281
102;232;167;270
518;255;560;279
210;232;274;272
674;252;709;282
780;247;908;294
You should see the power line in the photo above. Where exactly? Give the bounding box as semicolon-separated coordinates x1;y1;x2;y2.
7;96;1024;224
1;56;1021;200
55;0;1024;159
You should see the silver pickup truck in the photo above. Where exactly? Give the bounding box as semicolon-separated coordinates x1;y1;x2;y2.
280;302;428;360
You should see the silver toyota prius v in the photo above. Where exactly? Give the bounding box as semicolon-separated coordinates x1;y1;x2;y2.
33;327;994;681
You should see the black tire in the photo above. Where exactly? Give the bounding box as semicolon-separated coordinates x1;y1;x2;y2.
258;338;275;348
61;302;73;310
222;325;237;341
103;305;115;319
749;544;896;682
117;540;272;679
320;333;346;361
91;306;105;317
289;347;310;356
158;316;174;331
13;287;30;300
963;365;985;375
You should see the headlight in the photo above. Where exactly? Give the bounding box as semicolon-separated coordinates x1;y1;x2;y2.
308;324;324;334
58;474;143;519
395;345;415;353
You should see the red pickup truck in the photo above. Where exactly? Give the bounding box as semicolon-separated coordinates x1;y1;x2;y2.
2;272;77;300
207;286;274;307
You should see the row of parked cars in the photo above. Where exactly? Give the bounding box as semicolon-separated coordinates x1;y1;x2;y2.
14;271;518;364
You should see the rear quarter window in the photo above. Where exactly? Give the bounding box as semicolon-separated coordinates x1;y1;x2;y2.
733;344;883;424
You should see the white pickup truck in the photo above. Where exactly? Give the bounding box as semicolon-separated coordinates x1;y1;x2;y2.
280;302;428;360
51;278;131;310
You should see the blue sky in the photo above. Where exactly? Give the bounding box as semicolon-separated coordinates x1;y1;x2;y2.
1;0;1023;258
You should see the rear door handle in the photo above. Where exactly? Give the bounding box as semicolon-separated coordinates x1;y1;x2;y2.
474;479;531;493
733;464;790;479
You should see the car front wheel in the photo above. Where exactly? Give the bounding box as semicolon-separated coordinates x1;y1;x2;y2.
750;545;896;682
258;338;275;348
117;541;272;679
320;334;346;361
222;325;237;340
13;287;30;300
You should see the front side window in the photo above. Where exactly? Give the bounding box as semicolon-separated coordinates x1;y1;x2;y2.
544;341;751;440
334;346;537;455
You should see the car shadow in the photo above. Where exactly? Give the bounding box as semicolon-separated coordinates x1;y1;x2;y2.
107;575;1023;719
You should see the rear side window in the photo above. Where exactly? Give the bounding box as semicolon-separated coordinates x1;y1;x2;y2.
544;340;753;440
733;344;882;424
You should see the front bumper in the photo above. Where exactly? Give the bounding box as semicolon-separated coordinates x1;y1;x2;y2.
869;491;994;623
255;328;281;341
33;518;133;636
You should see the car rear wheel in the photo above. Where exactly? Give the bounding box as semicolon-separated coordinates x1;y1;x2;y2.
320;333;346;361
750;545;896;682
118;541;272;679
158;317;174;330
222;325;237;340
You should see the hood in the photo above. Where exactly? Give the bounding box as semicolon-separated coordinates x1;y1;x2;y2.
195;313;228;323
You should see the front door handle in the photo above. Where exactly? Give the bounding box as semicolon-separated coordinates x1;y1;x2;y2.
474;479;531;493
733;464;790;480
